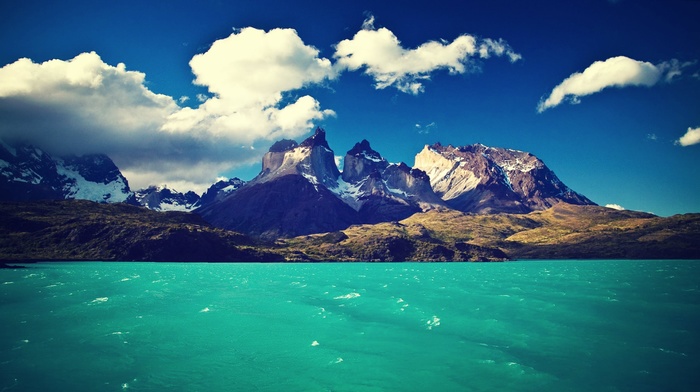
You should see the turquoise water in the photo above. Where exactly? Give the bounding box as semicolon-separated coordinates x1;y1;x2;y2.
1;261;699;392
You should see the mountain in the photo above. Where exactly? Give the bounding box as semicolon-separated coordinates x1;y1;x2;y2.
197;129;446;237
414;143;595;214
197;129;359;238
0;140;134;203
335;139;446;223
135;185;200;212
196;177;245;208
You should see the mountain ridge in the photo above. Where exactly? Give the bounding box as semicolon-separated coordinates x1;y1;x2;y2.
197;128;596;237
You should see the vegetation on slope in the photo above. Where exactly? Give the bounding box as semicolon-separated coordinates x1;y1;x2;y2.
2;200;698;262
282;203;700;261
0;200;282;262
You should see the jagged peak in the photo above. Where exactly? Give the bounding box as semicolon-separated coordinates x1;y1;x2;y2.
299;127;331;149
347;139;385;162
268;139;298;153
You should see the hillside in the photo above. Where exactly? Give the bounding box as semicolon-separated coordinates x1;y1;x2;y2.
282;203;700;261
0;200;281;262
2;200;699;262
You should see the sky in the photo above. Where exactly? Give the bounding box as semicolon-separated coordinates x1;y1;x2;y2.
0;0;699;216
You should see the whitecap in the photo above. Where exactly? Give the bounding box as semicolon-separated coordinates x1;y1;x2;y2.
334;292;360;300
333;357;343;364
426;315;441;330
311;340;320;346
90;297;108;304
200;307;211;313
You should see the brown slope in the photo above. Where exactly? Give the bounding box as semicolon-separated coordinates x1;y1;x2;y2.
0;200;282;262
282;203;700;261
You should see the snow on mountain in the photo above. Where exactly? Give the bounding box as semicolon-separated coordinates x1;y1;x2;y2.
414;143;595;213
0;140;134;203
134;185;200;212
195;177;246;209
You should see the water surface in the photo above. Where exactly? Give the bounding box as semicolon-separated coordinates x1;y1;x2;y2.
1;260;698;391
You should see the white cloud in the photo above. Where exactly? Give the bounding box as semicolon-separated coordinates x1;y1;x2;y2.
676;126;700;147
0;22;521;191
0;28;339;191
537;56;692;112
0;51;178;156
162;27;337;143
415;122;437;134
333;15;520;94
189;27;336;109
605;204;625;210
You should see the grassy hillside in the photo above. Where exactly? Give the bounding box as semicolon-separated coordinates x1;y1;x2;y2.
282;203;700;261
0;200;282;262
2;200;698;262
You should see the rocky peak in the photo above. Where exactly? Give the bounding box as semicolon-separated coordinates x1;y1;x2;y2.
0;140;134;203
257;127;340;188
341;139;388;183
299;127;331;149
415;142;595;213
135;185;200;212
268;139;298;153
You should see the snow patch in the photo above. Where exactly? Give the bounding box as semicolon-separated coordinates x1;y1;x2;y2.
329;177;365;211
361;151;384;163
56;161;130;203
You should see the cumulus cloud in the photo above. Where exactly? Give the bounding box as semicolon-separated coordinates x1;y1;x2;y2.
537;56;692;112
162;27;337;143
333;15;520;94
676;126;700;147
0;21;520;191
0;28;338;191
605;204;625;210
0;52;179;156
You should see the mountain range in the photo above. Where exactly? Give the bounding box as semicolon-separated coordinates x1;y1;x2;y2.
2;129;699;261
196;128;594;237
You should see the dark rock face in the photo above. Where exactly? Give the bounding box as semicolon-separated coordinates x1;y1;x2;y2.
257;127;340;188
0;140;134;203
197;174;359;239
196;178;245;209
342;139;389;183
414;143;594;214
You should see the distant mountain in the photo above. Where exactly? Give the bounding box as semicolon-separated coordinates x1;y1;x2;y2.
196;178;245;208
197;128;446;237
134;185;200;212
198;128;597;237
0;140;134;203
414;143;594;213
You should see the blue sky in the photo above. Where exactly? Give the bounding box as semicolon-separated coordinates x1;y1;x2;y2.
0;0;699;216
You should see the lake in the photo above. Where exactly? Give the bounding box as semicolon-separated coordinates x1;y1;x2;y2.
1;260;699;391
